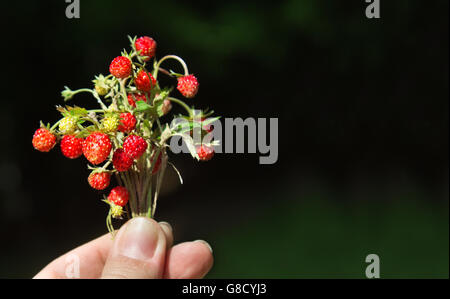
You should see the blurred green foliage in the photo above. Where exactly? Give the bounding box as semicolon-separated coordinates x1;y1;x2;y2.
208;193;448;278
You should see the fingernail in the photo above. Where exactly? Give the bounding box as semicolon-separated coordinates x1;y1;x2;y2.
159;221;172;233
195;240;213;253
114;217;161;260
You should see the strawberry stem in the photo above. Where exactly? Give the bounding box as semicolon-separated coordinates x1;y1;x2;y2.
119;79;132;111
49;119;62;132
167;97;193;118
153;55;189;80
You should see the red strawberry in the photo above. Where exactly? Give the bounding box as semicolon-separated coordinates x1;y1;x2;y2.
191;117;213;135
109;56;132;78
123;135;148;160
88;172;111;190
113;148;133;172
201;117;213;133
32;128;56;152
60;135;83;159
135;36;157;61
127;93;147;107
108;186;129;207
135;70;156;92
117;112;137;133
82;132;112;165
196;144;214;161
177;75;199;98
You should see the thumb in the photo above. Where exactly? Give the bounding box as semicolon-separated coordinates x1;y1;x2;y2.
101;217;167;279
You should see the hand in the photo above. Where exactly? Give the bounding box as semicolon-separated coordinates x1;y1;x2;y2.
34;217;214;278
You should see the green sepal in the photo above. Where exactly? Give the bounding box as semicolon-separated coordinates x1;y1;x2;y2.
75;125;97;138
68;106;88;117
135;100;152;112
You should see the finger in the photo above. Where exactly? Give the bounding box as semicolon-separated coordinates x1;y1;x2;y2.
101;217;167;279
34;233;114;279
159;221;174;249
164;240;214;279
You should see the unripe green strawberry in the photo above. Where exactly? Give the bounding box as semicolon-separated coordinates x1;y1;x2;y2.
59;116;77;135
101;115;119;133
95;85;108;96
93;74;111;96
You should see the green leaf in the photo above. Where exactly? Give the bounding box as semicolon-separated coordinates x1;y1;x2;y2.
143;119;152;130
154;88;171;103
136;101;152;112
160;125;172;143
61;86;74;101
201;116;221;126
171;132;199;160
68;106;88;117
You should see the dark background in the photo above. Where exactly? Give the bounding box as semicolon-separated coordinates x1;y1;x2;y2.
1;0;448;278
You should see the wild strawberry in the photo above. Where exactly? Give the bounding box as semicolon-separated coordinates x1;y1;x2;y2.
60;135;83;159
95;84;108;96
82;132;112;165
112;148;133;172
201;117;213;133
123;135;148;160
32;128;56;152
108;186;129;207
177;75;199;98
190;118;213;141
194;117;213;133
101;115;119;133
196;144;214;161
161;99;172;115
117;112;136;133
127;93;147;107
135;36;157;61
88;171;111;190
93;74;111;96
109;56;132;79
135;70;156;92
58;116;77;134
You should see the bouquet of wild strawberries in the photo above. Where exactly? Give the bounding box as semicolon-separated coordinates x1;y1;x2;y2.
32;36;218;234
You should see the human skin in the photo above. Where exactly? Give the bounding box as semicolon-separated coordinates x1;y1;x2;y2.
34;217;213;279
